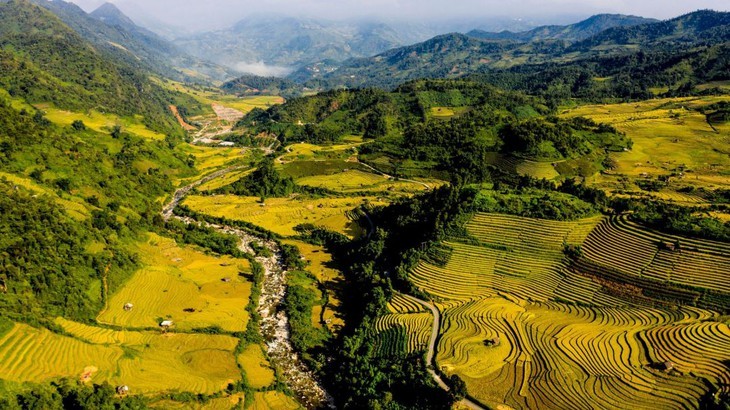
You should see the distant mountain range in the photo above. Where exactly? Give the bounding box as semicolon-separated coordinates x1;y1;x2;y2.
24;0;236;83
467;14;655;42
288;10;730;90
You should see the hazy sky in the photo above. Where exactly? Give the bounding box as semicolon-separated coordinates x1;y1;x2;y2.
68;0;729;32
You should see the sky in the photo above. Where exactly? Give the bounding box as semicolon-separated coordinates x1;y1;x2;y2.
68;0;729;32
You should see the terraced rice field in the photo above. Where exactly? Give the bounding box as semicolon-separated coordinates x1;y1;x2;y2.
0;171;91;220
388;293;426;314
489;154;560;180
561;97;730;191
373;313;432;356
0;320;240;394
183;195;384;237
410;213;604;303
98;233;252;332
403;211;730;408
581;215;730;293
436;297;730;410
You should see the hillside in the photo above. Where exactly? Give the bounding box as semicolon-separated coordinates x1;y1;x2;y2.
221;74;304;98
293;10;730;91
0;0;200;136
28;0;235;83
467;14;655;42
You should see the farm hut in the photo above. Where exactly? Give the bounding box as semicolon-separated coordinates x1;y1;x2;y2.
123;303;134;311
222;277;232;283
219;141;235;147
116;385;129;395
160;320;174;330
484;337;500;347
661;361;675;372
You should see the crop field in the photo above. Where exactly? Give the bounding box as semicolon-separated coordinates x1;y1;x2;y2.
180;145;249;175
277;141;361;164
0;320;240;394
581;215;730;294
401;211;730;408
372;313;432;356
39;105;167;140
251;391;300;410
183;195;383;237
197;168;254;192
296;169;429;194
561;97;730;191
282;240;344;332
488;154;561;180
98;233;252;332
160;80;284;115
436;297;730;410
410;213;604;303
238;344;276;389
387;293;426;314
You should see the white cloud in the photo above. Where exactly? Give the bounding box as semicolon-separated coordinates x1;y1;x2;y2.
234;61;293;77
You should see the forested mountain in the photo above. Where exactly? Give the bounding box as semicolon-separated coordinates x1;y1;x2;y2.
25;0;235;82
173;15;414;73
220;74;304;98
467;14;655;42
292;10;730;91
0;0;200;135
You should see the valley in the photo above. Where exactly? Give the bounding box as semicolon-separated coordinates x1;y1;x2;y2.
0;1;728;409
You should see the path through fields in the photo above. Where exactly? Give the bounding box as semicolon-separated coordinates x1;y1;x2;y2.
401;294;487;410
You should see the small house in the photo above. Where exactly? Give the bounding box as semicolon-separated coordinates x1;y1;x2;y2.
221;277;232;283
116;385;129;395
160;320;174;328
218;141;235;147
661;361;675;372
484;337;500;347
123;303;134;311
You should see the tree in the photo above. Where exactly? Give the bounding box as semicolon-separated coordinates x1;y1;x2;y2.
71;120;86;131
448;374;468;400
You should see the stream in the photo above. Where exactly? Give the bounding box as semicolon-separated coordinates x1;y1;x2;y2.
164;175;335;409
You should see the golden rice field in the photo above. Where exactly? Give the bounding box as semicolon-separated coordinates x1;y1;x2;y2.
196;168;254;192
149;393;246;409
282;240;344;332
410;213;605;304
296;169;429;194
278;141;362;163
0;320;240;394
436;297;730;410
39;105;167;140
400;211;730;408
581;215;730;295
561;97;730;191
250;391;300;410
160;80;284;115
183;195;384;237
372;313;433;356
98;233;252;332
238;344;276;389
387;293;426;314
489;154;561;180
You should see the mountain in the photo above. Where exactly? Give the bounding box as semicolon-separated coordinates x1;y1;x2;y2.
0;0;195;135
220;74;305;98
293;11;730;90
28;0;235;82
467;14;656;43
172;15;418;74
570;10;730;51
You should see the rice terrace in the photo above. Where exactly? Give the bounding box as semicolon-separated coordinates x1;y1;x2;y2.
0;0;729;409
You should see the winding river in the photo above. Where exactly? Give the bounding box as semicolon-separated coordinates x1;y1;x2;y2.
163;170;335;409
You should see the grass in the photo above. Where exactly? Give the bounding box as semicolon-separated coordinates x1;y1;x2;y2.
39;105;167;140
0;171;91;220
182;195;383;238
0;320;240;394
97;233;252;332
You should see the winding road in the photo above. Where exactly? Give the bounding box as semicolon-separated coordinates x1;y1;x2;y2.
401;294;487;410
